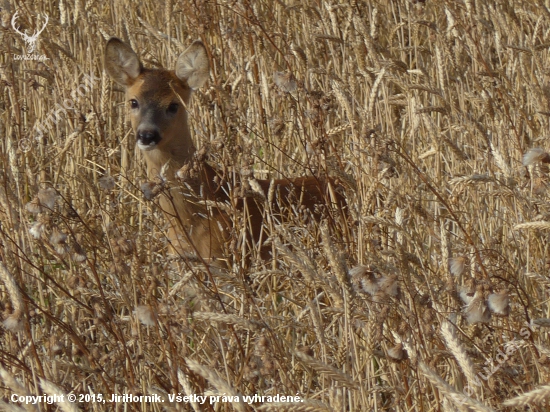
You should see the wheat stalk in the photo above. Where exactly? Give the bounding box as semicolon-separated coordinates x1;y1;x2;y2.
295;351;357;388
502;385;550;407
515;222;550;230
0;261;21;312
440;321;479;391
0;402;26;412
257;401;332;412
185;358;245;412
419;363;495;412
177;369;200;412
39;379;79;412
193;312;259;330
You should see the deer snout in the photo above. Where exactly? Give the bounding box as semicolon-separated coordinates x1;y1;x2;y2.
136;128;161;151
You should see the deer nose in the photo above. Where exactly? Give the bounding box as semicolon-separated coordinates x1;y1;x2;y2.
137;129;160;147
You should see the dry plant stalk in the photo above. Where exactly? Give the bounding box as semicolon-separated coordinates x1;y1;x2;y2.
419;363;495;412
503;385;550;407
185;358;246;412
295;351;357;389
1;0;550;410
39;379;79;412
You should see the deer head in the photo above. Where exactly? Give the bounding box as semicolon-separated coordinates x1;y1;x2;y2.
104;38;210;172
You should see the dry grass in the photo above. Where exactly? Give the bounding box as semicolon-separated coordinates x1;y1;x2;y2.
1;0;550;411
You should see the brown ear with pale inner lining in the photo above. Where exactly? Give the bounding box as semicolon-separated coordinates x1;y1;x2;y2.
175;41;210;89
104;38;142;86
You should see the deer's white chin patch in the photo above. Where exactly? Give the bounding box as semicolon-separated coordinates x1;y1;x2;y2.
137;142;157;151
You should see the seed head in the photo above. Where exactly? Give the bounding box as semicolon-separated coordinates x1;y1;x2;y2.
273;71;297;93
523;148;550;166
387;343;407;362
99;175;116;191
487;289;510;316
29;221;46;239
37;188;57;210
449;256;466;277
464;287;491;324
135;305;156;326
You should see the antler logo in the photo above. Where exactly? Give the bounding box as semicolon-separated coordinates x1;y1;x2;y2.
11;11;48;54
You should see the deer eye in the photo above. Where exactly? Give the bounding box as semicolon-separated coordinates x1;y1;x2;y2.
129;99;139;109
167;103;179;114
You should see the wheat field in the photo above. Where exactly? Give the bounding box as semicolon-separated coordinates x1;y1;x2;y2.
1;0;550;410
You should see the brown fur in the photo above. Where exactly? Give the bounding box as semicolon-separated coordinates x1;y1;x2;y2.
105;38;346;265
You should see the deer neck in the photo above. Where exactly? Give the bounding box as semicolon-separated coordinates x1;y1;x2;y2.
140;128;204;227
142;132;196;182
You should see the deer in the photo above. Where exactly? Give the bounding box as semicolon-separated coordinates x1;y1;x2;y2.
104;38;347;267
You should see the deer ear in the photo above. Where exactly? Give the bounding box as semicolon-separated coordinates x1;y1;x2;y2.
175;41;210;89
104;38;142;86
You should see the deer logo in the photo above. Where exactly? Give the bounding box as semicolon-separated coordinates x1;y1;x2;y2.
11;11;48;54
